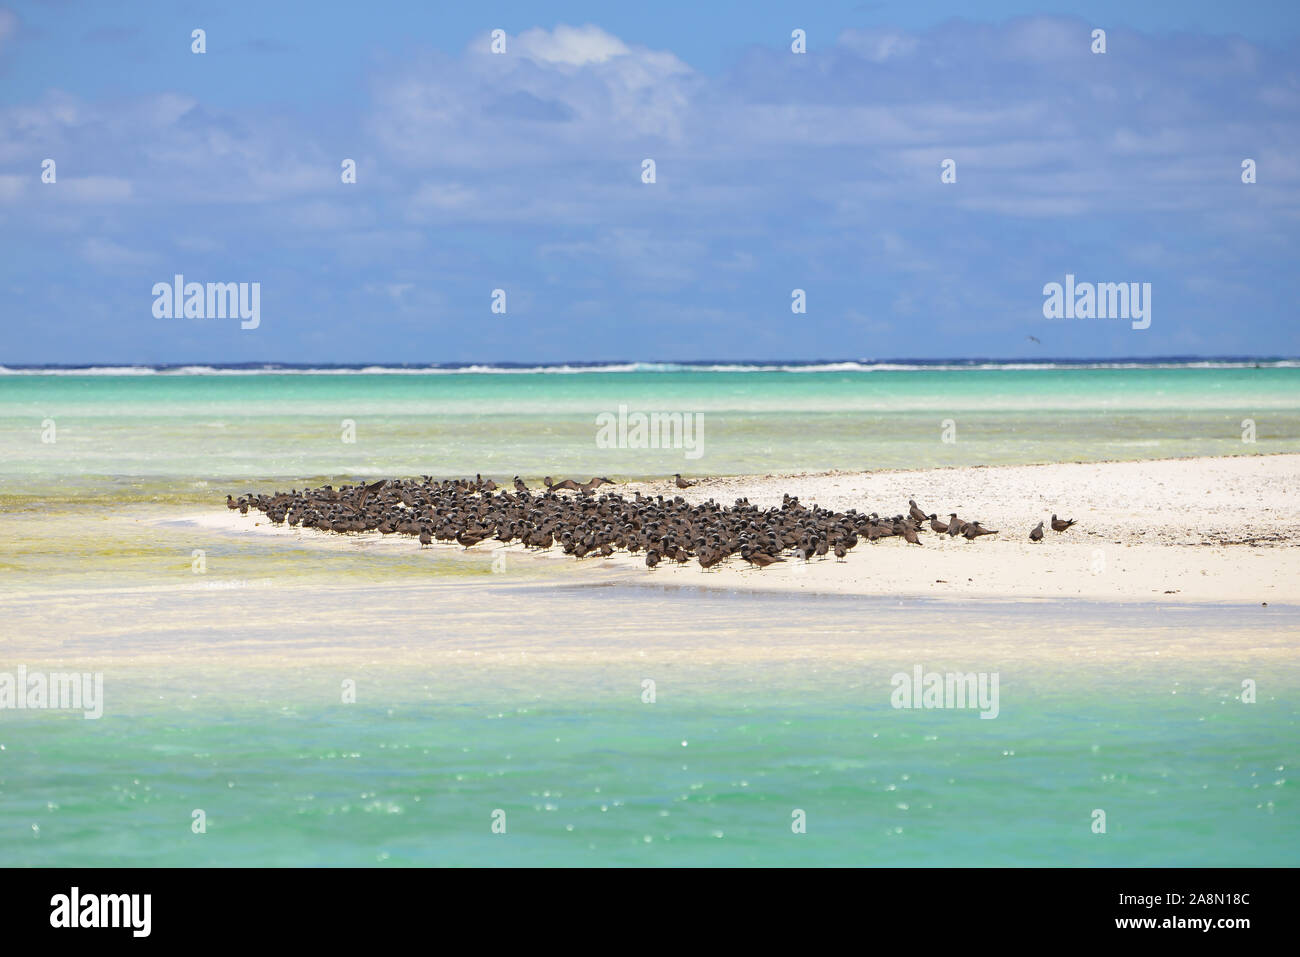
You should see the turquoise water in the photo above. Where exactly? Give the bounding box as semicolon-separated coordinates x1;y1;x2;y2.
2;585;1296;867
1;364;1297;865
1;365;1297;497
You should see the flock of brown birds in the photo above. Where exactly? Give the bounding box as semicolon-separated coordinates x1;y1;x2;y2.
226;475;1076;571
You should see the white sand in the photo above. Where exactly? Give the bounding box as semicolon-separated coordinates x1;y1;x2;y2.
186;454;1300;604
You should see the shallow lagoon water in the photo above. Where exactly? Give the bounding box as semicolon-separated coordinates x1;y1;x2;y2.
2;367;1298;497
1;366;1297;865
3;564;1296;866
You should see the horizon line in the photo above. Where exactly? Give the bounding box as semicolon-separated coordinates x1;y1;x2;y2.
2;355;1298;371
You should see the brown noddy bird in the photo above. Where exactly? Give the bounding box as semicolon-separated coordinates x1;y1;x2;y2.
1050;514;1076;532
674;474;696;489
928;513;948;534
908;499;928;523
1029;521;1044;542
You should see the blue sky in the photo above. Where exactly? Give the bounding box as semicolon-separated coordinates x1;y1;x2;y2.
1;0;1298;363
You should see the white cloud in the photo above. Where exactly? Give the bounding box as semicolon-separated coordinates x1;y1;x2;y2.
839;29;918;62
81;237;152;267
62;176;133;202
513;24;629;66
411;182;477;210
0;173;25;202
0;17;1295;240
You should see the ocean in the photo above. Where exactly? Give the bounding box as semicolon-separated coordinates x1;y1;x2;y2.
1;361;1297;866
2;361;1298;499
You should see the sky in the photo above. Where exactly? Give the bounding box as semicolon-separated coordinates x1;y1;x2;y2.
1;0;1298;364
